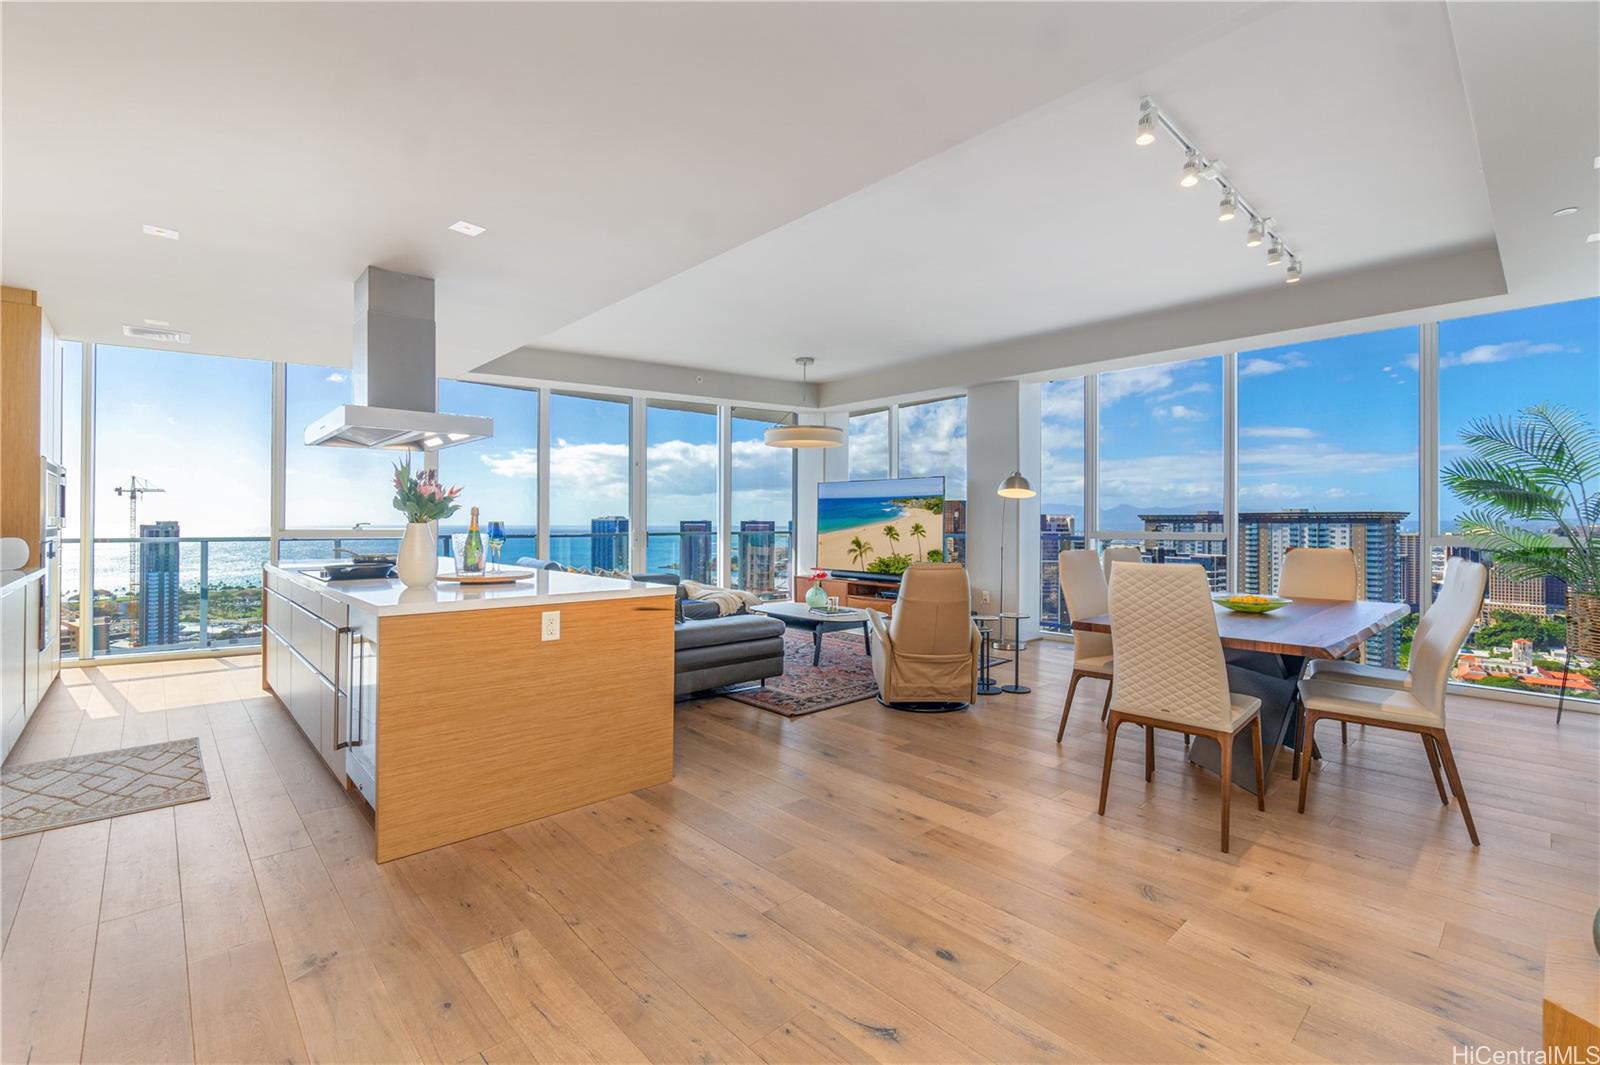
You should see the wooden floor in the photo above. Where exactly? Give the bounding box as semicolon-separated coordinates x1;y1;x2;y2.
2;644;1596;1064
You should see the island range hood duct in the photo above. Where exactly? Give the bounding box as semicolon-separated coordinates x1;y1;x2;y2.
305;267;493;450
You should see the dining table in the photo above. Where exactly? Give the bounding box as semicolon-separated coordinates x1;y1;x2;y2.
1070;596;1410;794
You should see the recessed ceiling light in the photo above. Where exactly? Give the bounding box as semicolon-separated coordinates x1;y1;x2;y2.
141;224;179;240
1588;232;1599;243
448;220;486;237
143;318;170;327
1554;206;1579;217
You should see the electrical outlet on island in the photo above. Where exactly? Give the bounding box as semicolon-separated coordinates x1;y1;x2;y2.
542;611;560;641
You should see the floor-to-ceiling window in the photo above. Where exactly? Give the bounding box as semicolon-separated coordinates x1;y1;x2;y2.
59;342;84;658
1040;378;1087;631
645;400;719;582
848;408;890;479
1238;327;1420;666
897;396;968;561
1436;297;1600;700
548;391;632;571
731;408;794;597
1096;356;1226;588
436;380;539;565
92;345;272;654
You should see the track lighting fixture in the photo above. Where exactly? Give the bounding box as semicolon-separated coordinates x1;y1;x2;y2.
1135;102;1157;146
1136;96;1302;282
1180;151;1202;187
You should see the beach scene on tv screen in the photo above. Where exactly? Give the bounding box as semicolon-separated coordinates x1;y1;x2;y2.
817;477;945;576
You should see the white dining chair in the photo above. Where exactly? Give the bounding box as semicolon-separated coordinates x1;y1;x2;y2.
1056;549;1114;741
1099;562;1265;853
1276;547;1360;753
1296;558;1488;845
1101;546;1142;583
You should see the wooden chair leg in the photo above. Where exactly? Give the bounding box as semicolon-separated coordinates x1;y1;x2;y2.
1218;731;1233;853
1341;721;1349;744
1290;693;1302;780
1422;734;1447;805
1099;681;1113;723
1250;717;1265;811
1144;725;1155;782
1433;731;1480;846
1057;671;1082;743
1097;713;1121;816
1297;712;1317;814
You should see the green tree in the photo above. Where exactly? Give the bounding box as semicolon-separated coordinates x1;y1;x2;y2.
848;536;874;570
882;525;901;555
908;522;927;561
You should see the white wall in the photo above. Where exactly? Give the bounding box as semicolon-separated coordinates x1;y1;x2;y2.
964;380;1041;640
792;411;849;578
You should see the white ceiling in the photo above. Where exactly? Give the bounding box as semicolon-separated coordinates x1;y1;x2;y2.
539;2;1497;379
2;0;1251;379
4;2;1596;405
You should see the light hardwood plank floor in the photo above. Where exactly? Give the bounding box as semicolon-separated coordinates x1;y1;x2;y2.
2;646;1594;1064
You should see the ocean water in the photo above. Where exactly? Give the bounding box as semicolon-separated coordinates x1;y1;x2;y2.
817;496;918;535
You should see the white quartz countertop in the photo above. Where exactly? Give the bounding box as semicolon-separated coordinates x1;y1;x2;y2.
266;561;672;616
0;568;47;596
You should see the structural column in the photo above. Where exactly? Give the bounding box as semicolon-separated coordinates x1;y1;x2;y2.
965;380;1042;641
793;411;849;577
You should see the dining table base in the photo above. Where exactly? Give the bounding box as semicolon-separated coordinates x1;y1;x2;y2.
1186;656;1304;795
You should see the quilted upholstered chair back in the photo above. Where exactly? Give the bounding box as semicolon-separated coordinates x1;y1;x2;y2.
1058;549;1112;661
1107;562;1234;729
1408;558;1487;719
1278;547;1359;601
1101;546;1142;582
890;563;977;657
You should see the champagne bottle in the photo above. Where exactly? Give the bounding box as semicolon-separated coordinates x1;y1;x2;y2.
463;506;484;573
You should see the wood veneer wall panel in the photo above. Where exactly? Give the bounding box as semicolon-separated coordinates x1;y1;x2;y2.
1;287;43;565
374;596;674;862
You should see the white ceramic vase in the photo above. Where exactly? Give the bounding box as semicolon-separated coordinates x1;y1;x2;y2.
396;522;437;588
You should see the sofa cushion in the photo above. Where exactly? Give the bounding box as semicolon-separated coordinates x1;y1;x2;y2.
677;637;786;673
674;614;785;651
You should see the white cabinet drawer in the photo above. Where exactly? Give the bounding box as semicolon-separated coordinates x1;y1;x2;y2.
288;578;321;614
317;593;347;629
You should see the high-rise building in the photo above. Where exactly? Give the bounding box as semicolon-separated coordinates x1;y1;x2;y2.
1399;530;1424;610
1039;514;1081;631
589;515;629;571
1134;512;1229;591
943;500;966;564
679;519;715;584
138;520;181;647
1236;509;1407;665
738;520;776;595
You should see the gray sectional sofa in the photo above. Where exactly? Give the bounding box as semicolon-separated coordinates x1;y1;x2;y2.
631;573;786;696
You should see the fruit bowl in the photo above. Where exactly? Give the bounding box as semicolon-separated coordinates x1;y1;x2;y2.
1214;594;1291;614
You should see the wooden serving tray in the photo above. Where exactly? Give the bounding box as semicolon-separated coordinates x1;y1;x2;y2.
435;566;540;585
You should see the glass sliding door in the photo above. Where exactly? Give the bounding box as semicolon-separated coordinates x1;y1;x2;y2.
548;391;631;571
731;408;794;597
92;345;272;654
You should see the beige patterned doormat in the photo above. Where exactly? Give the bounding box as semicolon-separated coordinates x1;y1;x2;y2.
2;738;209;839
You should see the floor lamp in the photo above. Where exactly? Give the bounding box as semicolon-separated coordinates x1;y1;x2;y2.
994;470;1037;652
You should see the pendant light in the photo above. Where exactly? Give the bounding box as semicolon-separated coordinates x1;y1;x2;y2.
764;357;844;449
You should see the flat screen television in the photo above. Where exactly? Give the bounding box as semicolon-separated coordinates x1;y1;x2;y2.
816;476;946;580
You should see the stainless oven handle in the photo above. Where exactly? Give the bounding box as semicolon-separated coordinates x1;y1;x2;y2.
337;634;364;750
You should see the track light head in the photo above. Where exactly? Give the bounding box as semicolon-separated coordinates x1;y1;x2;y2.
1218;192;1237;222
1284;258;1302;283
1135;97;1158;146
1266;239;1284;267
1246;217;1266;247
1180;151;1202;188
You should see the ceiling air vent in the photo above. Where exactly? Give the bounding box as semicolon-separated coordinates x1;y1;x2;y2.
122;324;191;344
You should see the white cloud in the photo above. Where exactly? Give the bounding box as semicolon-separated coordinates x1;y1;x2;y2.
1240;482;1307;501
1099;365;1177;405
481;448;537;478
325;371;347;383
1239;352;1311;378
1154;404;1205;421
1240;426;1316;439
1439;340;1572;370
1155;383;1213;402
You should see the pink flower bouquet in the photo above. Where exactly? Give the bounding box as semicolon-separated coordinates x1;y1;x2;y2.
392;461;463;523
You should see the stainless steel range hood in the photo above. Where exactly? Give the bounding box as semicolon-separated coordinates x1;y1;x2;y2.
305;267;493;450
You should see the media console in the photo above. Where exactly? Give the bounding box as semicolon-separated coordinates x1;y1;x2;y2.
793;574;901;614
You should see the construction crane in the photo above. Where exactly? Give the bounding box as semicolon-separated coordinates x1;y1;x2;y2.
113;476;165;595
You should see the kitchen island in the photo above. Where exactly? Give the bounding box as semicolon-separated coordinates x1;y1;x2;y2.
262;562;675;861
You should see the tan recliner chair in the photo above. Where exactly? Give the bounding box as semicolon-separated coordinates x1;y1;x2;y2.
867;563;982;710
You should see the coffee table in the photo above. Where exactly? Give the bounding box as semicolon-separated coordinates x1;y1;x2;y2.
753;601;873;666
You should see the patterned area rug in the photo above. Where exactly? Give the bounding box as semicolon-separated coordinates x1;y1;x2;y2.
1;738;209;839
723;629;879;717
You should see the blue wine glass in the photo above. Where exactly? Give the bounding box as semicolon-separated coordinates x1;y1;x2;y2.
486;520;507;571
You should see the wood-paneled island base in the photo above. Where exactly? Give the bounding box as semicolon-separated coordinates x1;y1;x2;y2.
262;563;675;862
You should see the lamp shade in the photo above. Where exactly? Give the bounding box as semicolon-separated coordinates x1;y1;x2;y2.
764;423;845;449
997;471;1037;498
